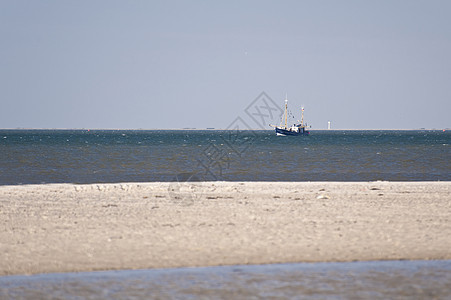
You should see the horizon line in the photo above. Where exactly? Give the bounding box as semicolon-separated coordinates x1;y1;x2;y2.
0;128;449;131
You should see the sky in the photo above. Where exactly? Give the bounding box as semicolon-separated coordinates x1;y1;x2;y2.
1;0;450;129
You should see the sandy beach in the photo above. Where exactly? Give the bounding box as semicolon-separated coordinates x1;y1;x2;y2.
0;181;450;276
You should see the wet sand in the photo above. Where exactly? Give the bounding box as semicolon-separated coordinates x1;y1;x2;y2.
1;181;450;275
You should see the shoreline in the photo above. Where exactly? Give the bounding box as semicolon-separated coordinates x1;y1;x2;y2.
1;181;450;276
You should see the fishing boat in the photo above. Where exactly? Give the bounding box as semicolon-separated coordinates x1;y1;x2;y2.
270;96;310;136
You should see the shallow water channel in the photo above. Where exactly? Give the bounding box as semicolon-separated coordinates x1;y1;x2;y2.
1;260;450;299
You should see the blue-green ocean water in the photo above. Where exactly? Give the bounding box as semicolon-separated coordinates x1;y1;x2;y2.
1;129;450;185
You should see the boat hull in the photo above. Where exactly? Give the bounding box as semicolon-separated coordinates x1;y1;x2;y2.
275;127;309;136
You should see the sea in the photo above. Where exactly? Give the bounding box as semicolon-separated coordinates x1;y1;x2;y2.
1;129;450;299
0;129;450;185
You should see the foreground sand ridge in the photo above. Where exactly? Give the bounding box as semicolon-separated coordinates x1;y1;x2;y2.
1;181;450;275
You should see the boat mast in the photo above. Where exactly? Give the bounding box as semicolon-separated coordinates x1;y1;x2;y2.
284;94;288;129
301;107;304;127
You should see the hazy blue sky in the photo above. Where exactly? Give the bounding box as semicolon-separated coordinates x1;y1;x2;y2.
1;0;450;129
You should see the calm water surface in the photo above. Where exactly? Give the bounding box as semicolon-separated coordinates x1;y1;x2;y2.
1;260;450;299
1;130;449;184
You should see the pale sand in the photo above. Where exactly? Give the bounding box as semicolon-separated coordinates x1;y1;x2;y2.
0;181;450;276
